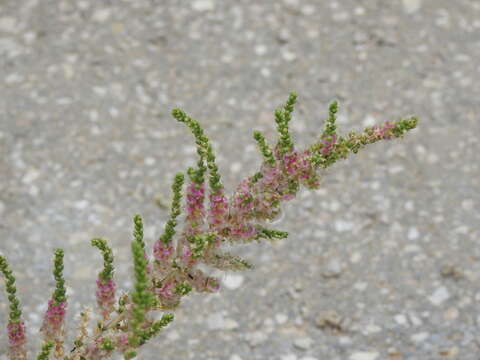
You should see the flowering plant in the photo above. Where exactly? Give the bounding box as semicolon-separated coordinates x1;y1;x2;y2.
0;93;417;359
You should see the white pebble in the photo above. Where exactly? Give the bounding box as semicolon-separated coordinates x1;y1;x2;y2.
192;0;215;12
411;332;429;342
429;286;450;306
92;8;111;23
402;0;422;13
293;337;312;350
144;157;156;166
275;313;288;324
394;314;408;326
22;169;40;184
282;50;297;62
255;44;268;56
73;200;89;210
335;220;353;232
349;352;379;360
407;227;419;240
223;274;244;290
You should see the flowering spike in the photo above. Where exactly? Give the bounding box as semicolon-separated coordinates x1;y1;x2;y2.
137;313;174;345
172;108;223;191
322;100;338;138
41;249;67;358
91;238;115;280
158;173;184;245
133;215;145;251
130;218;156;346
0;255;27;360
275;92;297;155
310;114;418;168
255;227;289;241
207;252;254;271
253;130;276;167
91;238;116;320
283;91;297;125
36;341;54;360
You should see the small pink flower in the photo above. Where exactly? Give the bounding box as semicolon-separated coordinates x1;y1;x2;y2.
153;241;174;262
7;321;26;347
320;135;337;155
96;278;116;318
116;333;130;352
157;281;176;299
41;299;67;342
208;189;229;229
181;245;197;266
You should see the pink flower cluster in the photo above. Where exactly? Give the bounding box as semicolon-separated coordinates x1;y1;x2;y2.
7;320;26;360
185;182;206;232
320;134;337;155
208;189;229;231
372;121;395;140
153;241;174;261
96;278;116;319
41;299;66;340
281;150;321;189
7;321;26;347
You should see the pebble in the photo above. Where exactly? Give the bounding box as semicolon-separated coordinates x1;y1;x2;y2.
207;312;239;330
230;355;242;360
411;332;429;342
92;8;111;23
394;314;408;326
349;352;379;360
246;331;268;347
407;227;419;240
22;169;40;184
322;258;343;278
316;310;343;331
334;219;354;232
293;337;312;350
223;274;244;290
281;355;297;360
429;286;450;306
192;0;215;12
402;0;422;14
275;313;288;324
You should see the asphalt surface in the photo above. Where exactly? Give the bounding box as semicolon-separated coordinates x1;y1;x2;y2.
0;1;479;359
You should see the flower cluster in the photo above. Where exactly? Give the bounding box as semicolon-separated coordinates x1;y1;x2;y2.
0;93;417;359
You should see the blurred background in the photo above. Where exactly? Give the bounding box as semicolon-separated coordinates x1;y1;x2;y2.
0;0;479;359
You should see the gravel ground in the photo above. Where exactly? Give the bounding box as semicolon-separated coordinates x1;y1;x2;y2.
1;0;479;359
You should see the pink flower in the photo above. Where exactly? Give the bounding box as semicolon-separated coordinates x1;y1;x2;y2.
116;333;130;352
320;135;337;155
181;245;197;266
41;299;66;341
96;278;116;319
7;321;26;347
157;281;176;299
208;189;229;229
153;241;174;262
